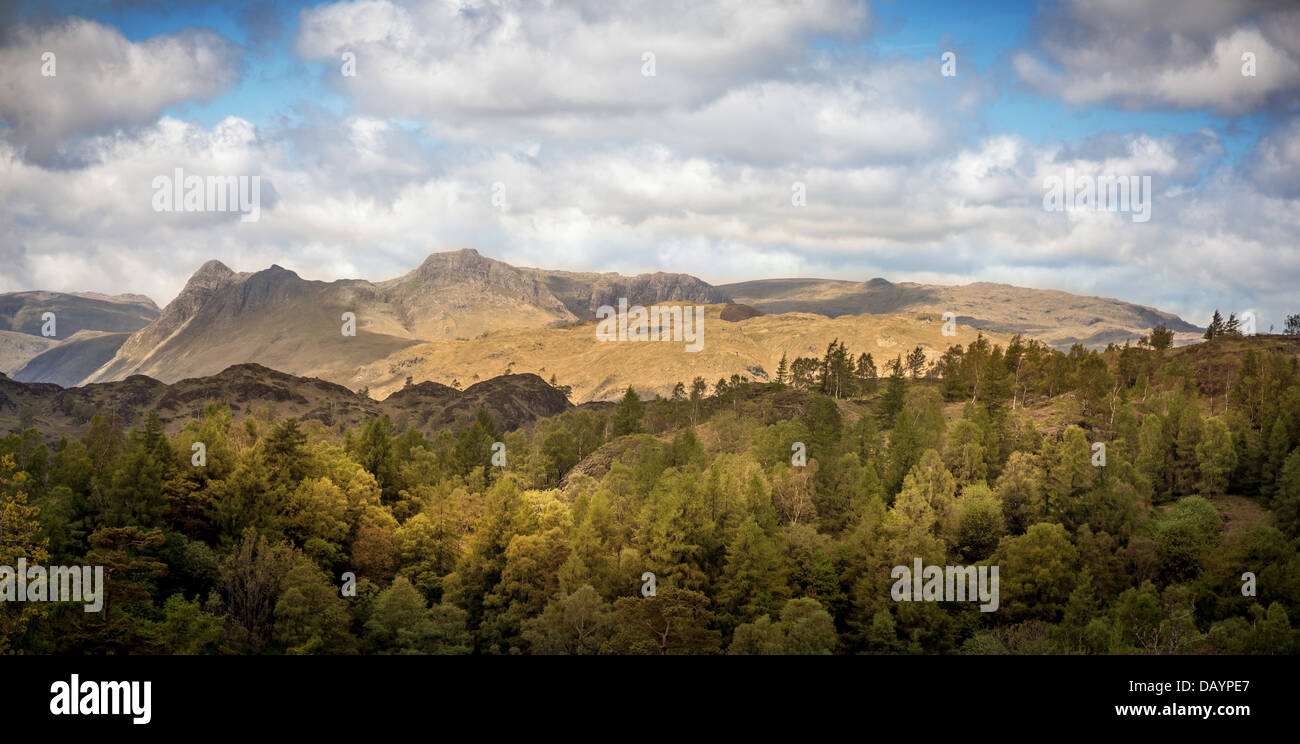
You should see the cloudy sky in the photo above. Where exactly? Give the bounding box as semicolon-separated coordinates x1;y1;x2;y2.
1;0;1297;329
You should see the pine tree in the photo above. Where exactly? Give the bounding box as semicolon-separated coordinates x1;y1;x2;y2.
1196;417;1237;496
856;352;878;394
610;387;644;437
1205;310;1224;340
1224;313;1241;336
905;345;927;379
879;357;907;421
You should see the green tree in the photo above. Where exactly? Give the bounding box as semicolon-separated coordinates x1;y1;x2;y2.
609;588;721;655
521;584;614;654
611;387;644;437
994;522;1078;622
1196;417;1237;496
0;454;50;652
365;575;471;654
274;557;357;654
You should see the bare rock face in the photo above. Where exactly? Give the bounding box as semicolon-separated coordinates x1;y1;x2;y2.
530;268;732;319
83;260;247;384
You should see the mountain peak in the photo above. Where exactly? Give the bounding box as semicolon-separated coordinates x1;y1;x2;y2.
192;259;234;280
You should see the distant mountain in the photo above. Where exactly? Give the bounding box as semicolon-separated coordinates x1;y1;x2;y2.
521;267;730;319
82;261;422;385
0;330;59;376
0;291;159;377
80;249;732;387
18;250;1207;392
0;363;572;442
719;277;1201;350
12;331;134;387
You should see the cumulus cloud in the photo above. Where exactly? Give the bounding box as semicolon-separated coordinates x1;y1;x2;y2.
1013;0;1300;114
292;0;984;168
296;0;867;115
0;16;242;165
1;2;1296;336
1247;117;1300;197
2;103;1296;330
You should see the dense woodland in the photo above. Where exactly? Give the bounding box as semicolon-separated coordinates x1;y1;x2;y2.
2;328;1299;655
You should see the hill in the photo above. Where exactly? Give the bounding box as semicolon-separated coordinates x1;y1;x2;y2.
719;277;1201;350
0;363;572;442
352;305;1019;402
0;291;159;375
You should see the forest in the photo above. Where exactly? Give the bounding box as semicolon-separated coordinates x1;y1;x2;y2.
2;328;1299;655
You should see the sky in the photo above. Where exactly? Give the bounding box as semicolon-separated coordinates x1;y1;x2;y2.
1;0;1297;330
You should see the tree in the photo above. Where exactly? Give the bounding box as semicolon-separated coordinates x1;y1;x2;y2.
879;357;907;421
365;575;471;654
689;377;708;425
610;387;644;437
1147;324;1175;351
0;454;50;652
716;519;788;632
453;409;500;479
790;357;820;391
994;522;1078;622
905;345;927;379
609;588;721;655
521;584;614;654
955;484;1004;562
995;451;1043;535
216;528;296;652
348;417;395;498
1154;496;1220;581
274;557;357;654
729;598;837;655
1285;313;1300;335
1274;450;1300;540
856;353;878;394
775;353;789;387
1223;313;1241;336
892;450;958;543
1196;417;1237;496
1205;310;1224;340
147;594;223;654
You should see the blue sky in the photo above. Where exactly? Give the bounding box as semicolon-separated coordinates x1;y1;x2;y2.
1;0;1297;329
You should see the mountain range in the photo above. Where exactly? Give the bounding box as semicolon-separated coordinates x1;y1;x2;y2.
0;248;1204;402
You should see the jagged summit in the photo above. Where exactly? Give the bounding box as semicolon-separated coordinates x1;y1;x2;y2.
67;251;729;388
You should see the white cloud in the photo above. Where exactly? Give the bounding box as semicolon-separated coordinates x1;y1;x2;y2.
0;17;242;164
297;0;867;118
1013;0;1300;114
2;107;1296;329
